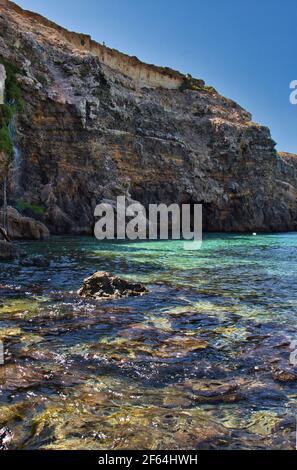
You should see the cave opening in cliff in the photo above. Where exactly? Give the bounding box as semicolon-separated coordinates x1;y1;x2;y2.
129;189;214;238
157;200;212;239
179;196;213;233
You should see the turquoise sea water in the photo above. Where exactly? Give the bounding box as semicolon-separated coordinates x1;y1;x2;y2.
0;233;297;449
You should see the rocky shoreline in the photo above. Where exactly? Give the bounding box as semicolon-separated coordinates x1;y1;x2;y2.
0;206;49;260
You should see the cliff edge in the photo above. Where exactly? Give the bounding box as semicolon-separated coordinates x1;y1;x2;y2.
0;1;296;233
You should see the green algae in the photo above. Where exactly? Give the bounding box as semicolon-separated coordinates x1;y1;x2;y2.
0;327;22;340
246;411;281;437
0;298;40;316
145;314;172;332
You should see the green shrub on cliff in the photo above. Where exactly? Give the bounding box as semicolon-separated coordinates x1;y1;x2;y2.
0;125;13;159
0;57;24;111
0;57;24;110
203;85;217;94
180;74;218;94
6;81;24;110
0;57;24;163
16;199;45;216
0;103;14;127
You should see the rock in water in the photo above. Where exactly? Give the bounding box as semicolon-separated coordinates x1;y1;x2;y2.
0;427;13;450
19;254;51;268
0;240;17;261
0;207;49;240
78;271;148;300
272;367;297;383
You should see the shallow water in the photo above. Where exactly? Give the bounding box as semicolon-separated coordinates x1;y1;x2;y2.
0;234;296;449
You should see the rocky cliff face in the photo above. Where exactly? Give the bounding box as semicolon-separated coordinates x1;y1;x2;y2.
0;1;296;233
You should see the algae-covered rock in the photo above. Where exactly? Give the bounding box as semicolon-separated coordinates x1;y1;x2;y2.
154;336;208;359
0;364;51;391
77;271;148;300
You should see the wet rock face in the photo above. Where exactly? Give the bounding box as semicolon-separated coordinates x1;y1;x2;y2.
0;2;296;233
78;271;148;300
0;207;49;240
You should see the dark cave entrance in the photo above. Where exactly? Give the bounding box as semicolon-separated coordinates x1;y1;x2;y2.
177;194;214;233
129;189;215;236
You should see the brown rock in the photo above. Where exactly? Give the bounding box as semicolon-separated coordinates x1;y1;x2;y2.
272;368;297;383
154;336;208;358
0;207;49;240
0;364;51;391
184;379;243;404
77;271;148;300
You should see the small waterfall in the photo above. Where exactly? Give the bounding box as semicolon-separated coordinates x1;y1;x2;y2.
8;115;23;198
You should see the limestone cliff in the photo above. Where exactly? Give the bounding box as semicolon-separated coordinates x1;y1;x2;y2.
0;1;296;233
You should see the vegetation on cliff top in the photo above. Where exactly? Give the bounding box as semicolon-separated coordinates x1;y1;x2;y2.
180;74;217;94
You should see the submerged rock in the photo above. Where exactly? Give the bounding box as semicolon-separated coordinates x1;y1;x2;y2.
0;240;17;261
0;364;52;391
183;379;243;404
272;367;297;382
154;336;209;359
19;254;51;268
77;271;148;300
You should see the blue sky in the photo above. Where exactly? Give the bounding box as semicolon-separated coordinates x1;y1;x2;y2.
16;0;296;153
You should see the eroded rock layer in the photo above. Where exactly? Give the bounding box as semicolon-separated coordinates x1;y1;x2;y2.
0;1;296;233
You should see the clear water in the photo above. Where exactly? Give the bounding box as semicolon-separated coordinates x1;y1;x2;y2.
0;234;296;449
